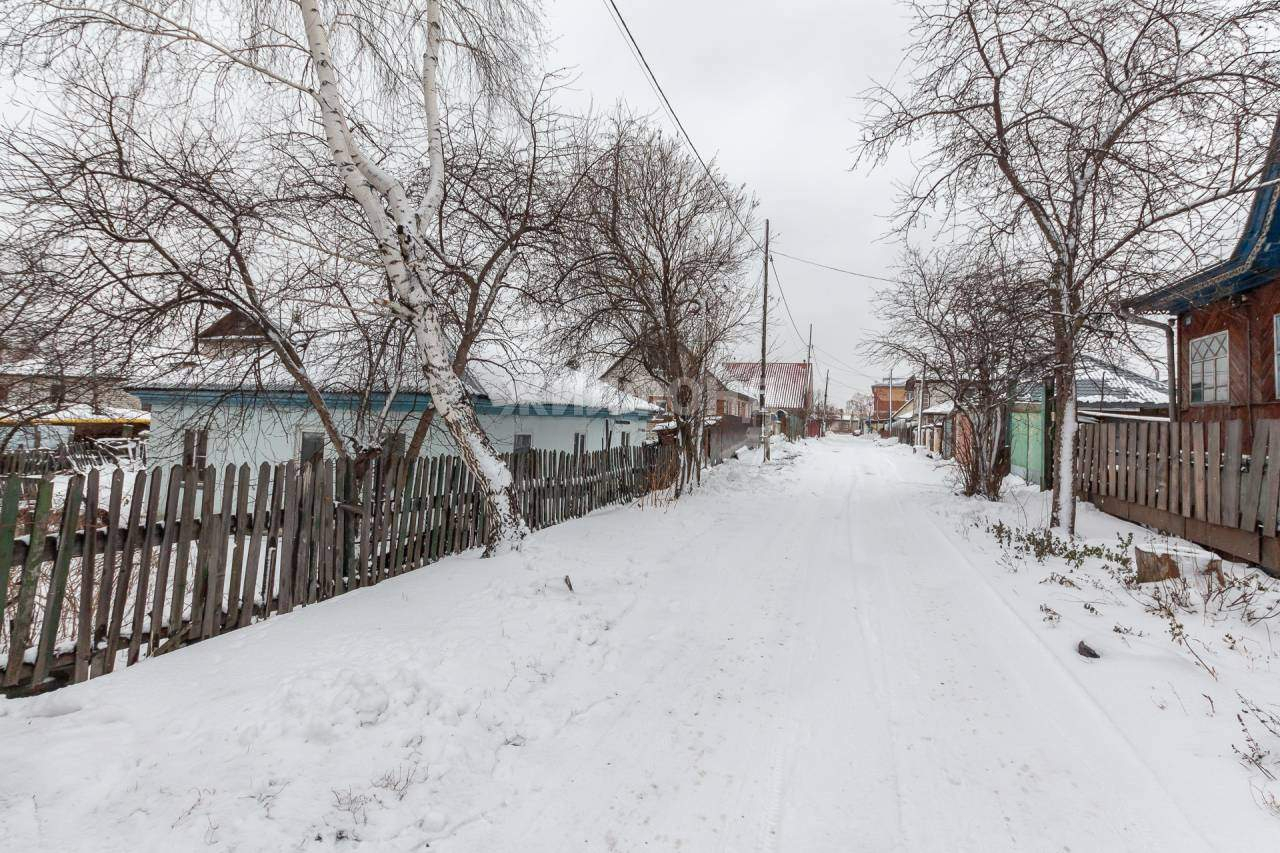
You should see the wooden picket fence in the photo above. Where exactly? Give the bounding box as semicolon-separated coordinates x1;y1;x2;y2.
1076;418;1280;573
0;440;135;477
0;444;678;695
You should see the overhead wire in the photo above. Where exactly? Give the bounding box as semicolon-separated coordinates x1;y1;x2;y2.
600;0;893;356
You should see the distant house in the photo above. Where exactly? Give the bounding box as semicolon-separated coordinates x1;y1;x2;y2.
720;362;814;436
0;352;143;450
130;315;657;470
1074;355;1169;419
1122;121;1280;444
600;348;759;460
866;377;910;430
600;348;758;422
1006;355;1168;488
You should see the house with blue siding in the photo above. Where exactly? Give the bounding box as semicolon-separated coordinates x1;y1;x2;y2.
128;316;657;470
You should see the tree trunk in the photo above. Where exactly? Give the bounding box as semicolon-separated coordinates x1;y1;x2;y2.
404;300;528;554
1049;334;1078;534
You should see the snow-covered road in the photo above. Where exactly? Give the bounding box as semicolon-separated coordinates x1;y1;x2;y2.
0;437;1272;850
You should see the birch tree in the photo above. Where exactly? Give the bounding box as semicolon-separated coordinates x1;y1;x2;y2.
3;0;543;551
859;0;1280;532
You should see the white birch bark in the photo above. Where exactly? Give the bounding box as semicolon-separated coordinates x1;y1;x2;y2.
299;0;527;553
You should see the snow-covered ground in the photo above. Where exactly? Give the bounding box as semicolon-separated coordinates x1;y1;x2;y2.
2;435;1279;851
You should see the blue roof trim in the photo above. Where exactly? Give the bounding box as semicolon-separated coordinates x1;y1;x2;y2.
130;387;653;421
1126;117;1280;314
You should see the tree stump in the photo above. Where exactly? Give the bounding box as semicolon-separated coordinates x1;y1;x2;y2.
1133;545;1225;592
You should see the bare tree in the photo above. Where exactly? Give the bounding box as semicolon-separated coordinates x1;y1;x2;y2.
867;248;1052;498
860;0;1280;531
548;116;756;494
0;75;412;461
403;79;596;459
4;0;547;551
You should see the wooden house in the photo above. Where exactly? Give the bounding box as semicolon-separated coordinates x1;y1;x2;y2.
1123;120;1280;443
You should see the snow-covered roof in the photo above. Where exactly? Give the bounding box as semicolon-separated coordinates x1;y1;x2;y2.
129;340;657;417
1076;355;1167;407
721;378;757;400
463;359;658;416
0;403;150;426
922;400;955;416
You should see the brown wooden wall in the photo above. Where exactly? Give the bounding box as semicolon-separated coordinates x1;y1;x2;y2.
1179;274;1280;442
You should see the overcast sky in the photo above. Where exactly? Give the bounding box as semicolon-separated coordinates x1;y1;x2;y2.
544;0;915;404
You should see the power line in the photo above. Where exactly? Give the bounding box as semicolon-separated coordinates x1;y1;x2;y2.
771;251;904;285
600;0;810;350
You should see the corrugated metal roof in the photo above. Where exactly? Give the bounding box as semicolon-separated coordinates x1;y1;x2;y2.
1075;355;1167;407
721;362;811;410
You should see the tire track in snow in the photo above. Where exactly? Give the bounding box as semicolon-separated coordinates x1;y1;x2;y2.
865;445;1215;851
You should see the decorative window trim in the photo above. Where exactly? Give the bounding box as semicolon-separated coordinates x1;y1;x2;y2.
1188;330;1229;405
1274;316;1280;401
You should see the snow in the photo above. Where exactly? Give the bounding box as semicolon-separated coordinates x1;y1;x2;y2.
462;358;658;416
2;436;1279;850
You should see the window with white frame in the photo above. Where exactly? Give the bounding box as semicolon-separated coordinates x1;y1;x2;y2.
1189;330;1229;404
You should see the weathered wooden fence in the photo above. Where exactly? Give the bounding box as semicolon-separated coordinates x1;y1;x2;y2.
0;440;132;477
0;444;677;695
1076;419;1280;575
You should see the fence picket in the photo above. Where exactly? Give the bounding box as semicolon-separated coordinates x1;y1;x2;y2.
4;480;53;687
73;469;100;683
0;477;23;648
124;468;160;667
32;474;83;687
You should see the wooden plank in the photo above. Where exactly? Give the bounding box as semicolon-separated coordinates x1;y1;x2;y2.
149;466;184;650
32;475;83;686
357;464;374;586
263;462;286;614
296;461;316;604
1141;420;1152;504
3;479;52;687
1105;424;1117;496
277;461;300;613
392;459;415;575
1263;422;1280;538
1143;423;1158;509
237;463;273;628
1240;421;1270;532
1080;425;1094;495
73;468;100;683
1223;420;1243;528
93;468;124;654
318;460;335;597
1207;421;1222;526
1115;423;1128;501
167;466;200;642
1190;422;1207;522
1154;423;1169;512
1180;422;1193;517
225;464;252;627
0;477;23;650
205;464;236;637
1168;423;1181;516
191;468;216;640
125;467;161;666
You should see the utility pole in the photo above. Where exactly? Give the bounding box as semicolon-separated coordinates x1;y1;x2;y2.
759;219;770;461
886;364;895;435
823;370;830;437
806;323;813;438
915;358;927;448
